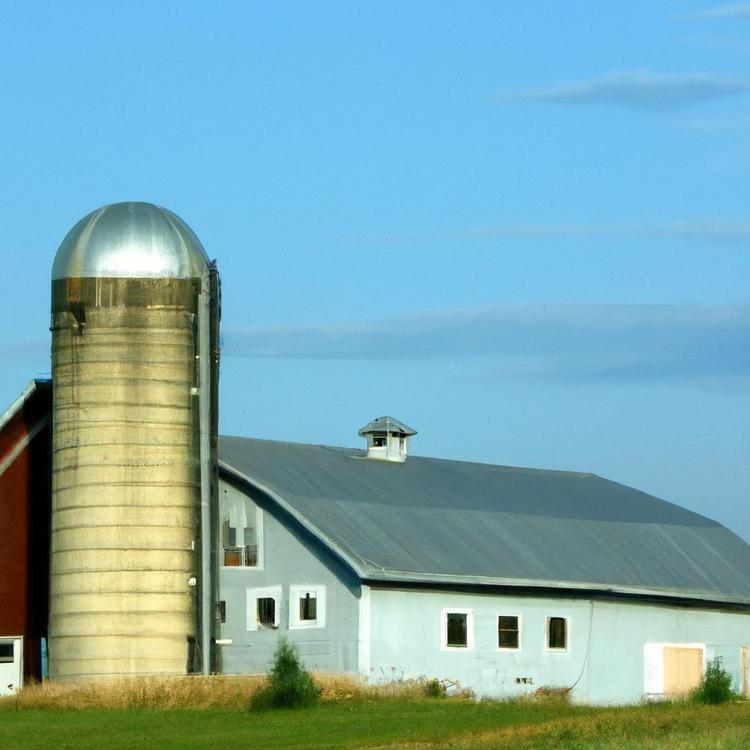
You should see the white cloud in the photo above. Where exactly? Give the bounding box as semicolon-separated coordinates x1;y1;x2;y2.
223;302;750;385
689;3;750;19
376;217;750;246
0;340;48;360
505;71;750;109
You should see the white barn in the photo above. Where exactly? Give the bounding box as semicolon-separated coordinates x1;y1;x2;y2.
216;421;750;704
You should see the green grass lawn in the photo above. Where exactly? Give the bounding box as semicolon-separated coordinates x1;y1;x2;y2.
1;699;750;750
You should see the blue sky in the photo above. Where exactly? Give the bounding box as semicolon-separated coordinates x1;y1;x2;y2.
1;2;749;539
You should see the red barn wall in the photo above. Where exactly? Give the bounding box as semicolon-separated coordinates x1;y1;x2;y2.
0;382;51;679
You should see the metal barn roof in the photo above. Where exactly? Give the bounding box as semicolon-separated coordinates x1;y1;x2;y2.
219;435;750;606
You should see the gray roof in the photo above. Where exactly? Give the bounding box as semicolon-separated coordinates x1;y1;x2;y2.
219;436;750;606
358;416;417;437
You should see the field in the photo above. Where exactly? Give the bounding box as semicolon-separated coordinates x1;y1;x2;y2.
1;677;748;750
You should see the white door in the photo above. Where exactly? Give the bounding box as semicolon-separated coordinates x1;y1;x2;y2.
0;638;23;696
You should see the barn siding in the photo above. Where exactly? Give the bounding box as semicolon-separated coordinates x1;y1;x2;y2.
217;477;361;675
367;587;750;704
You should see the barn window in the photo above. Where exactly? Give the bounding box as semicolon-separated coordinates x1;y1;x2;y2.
289;585;326;629
220;485;263;568
218;600;227;624
547;617;567;650
498;615;520;650
246;586;281;631
300;593;316;621
257;598;276;627
0;643;13;663
441;608;474;650
447;613;467;646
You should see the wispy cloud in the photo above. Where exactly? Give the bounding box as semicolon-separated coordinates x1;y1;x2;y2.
0;340;48;361
223;302;750;385
376;217;750;246
669;114;750;131
688;3;750;19
505;71;750;109
674;33;750;55
6;305;748;385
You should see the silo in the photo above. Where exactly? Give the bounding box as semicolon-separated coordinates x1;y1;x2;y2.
49;202;220;679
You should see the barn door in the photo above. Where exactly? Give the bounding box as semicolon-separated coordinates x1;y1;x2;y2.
741;647;750;698
663;646;703;698
0;638;22;696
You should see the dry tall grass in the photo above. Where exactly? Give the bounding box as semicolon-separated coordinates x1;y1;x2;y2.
4;675;263;710
2;673;455;711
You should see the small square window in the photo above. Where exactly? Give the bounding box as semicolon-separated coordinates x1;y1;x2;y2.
0;643;13;663
299;592;317;621
441;608;473;650
547;617;567;650
247;586;281;631
289;585;326;629
446;613;467;647
257;598;276;628
498;615;520;649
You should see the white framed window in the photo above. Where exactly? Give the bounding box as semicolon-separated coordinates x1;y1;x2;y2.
497;615;521;651
0;642;15;664
246;585;281;631
289;585;326;629
441;608;474;651
220;485;264;569
545;616;568;651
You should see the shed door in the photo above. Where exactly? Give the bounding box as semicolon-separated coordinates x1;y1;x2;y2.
663;646;703;698
742;647;750;698
0;638;22;696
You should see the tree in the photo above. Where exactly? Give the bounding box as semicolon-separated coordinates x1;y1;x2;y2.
251;638;321;709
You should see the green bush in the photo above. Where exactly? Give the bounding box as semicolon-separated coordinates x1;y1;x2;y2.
421;678;446;698
693;657;736;705
250;638;321;710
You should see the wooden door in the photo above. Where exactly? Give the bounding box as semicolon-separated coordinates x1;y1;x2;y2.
663;646;703;698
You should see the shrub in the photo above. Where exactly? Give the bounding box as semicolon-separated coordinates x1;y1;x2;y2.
693;657;735;705
421;678;446;698
250;638;321;710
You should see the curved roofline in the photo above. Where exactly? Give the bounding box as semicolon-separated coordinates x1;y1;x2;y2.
219;458;750;609
219;460;368;579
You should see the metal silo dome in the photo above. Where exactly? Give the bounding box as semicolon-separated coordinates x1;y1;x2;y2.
52;201;209;280
49;202;219;681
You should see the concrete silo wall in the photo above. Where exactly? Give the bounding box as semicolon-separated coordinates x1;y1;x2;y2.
49;277;201;679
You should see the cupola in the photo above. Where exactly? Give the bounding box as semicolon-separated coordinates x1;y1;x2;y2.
358;416;417;462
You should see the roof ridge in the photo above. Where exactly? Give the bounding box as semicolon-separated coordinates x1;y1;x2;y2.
219;434;594;477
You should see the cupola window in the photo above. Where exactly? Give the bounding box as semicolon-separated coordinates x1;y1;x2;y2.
357;416;417;463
